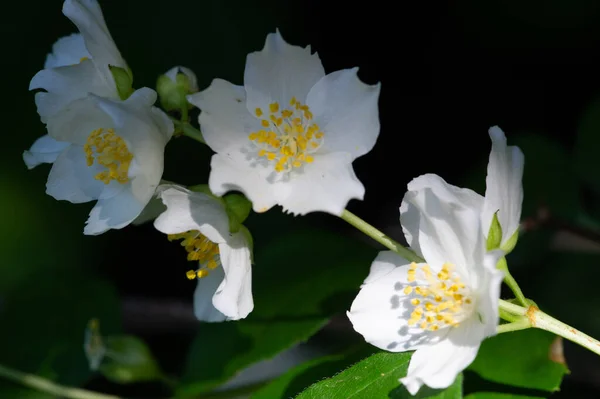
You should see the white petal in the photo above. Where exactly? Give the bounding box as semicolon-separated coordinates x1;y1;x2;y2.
90;89;170;201
244;30;325;113
401;174;485;280
482;126;524;246
46;144;105;203
153;185;231;244
62;0;126;87
209;153;278;214
165;66;198;92
23;135;70;169
42;93;114;144
475;250;505;337
151;106;175;141
213;232;254;320
188;79;260;153
44;33;90;69
31;60;114;124
401;318;483;394
348;252;445;352
306;68;381;159
279;152;365;216
193;266;228;322
84;188;147;235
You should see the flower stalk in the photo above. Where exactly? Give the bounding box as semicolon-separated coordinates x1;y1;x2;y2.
340;209;424;263
0;363;121;399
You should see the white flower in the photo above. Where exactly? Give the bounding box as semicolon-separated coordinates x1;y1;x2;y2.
187;30;380;216
41;88;173;235
348;174;505;395
153;184;253;322
481;126;524;248
26;0;128;169
29;0;126;136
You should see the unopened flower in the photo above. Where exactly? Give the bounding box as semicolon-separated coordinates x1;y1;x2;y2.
84;318;106;371
40;88;173;235
348;174;504;395
154;184;253;322
157;66;199;112
481;126;524;252
188;30;380;216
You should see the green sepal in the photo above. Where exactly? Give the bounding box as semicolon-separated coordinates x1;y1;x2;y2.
486;211;503;251
501;228;519;254
223;193;252;234
109;65;134;100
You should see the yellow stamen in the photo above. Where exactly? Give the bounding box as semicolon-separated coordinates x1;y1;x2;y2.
84;128;133;185
169;230;221;280
248;97;324;173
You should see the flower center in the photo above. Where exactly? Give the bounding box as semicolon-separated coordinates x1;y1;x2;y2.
404;262;474;331
168;230;220;279
248;97;324;173
84;128;133;185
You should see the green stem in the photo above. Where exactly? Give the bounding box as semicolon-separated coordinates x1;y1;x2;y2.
533;309;600;357
498;299;527;316
340;209;424;263
498;300;600;357
181;105;189;124
502;268;529;308
499;307;521;323
497;318;531;334
0;363;122;399
171;118;205;144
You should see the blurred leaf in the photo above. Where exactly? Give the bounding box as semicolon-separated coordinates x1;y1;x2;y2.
575;97;600;194
0;270;121;387
465;394;543;399
527;252;600;338
468;329;568;392
99;336;163;384
513;133;578;221
0;384;56;399
251;346;375;399
295;352;462;399
177;229;376;397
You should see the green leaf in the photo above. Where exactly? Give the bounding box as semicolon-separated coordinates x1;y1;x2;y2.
99;336;163;384
0;270;121;387
295;352;462;399
251;346;375;399
177;230;376;397
465;394;543;399
468;329;568;392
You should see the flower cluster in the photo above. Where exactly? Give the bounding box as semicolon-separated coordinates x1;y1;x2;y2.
25;0;526;395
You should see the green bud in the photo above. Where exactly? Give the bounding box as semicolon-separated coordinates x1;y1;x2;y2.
486;211;503;251
83;318;105;371
501;228;519;255
99;336;162;384
157;66;198;112
109;65;134;100
224;193;252;233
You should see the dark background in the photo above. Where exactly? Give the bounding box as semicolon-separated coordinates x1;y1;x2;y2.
2;0;600;397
